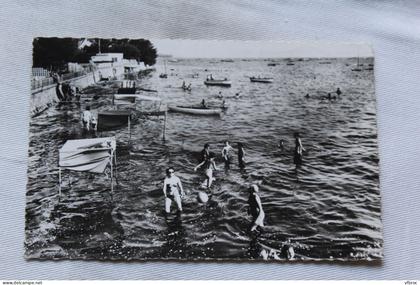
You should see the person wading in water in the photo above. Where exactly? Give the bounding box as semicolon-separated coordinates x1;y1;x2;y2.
293;132;306;168
221;140;233;169
194;152;219;189
163;167;185;214
237;142;246;169
248;184;265;232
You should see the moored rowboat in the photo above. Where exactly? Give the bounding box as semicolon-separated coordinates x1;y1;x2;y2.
250;77;274;83
168;105;222;115
204;80;231;87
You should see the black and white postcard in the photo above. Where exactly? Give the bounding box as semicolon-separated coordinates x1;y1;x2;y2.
25;38;382;261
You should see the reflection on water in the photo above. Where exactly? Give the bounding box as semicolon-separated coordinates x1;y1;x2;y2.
25;58;382;261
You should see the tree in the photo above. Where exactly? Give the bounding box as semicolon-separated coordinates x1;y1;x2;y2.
108;43;141;60
129;39;157;66
32;37;158;69
33;37;79;70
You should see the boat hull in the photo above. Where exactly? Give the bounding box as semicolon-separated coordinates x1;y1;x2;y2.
114;94;161;101
204;80;231;87
97;110;131;131
250;77;273;83
168;106;221;116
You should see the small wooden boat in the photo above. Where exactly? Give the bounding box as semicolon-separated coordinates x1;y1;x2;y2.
117;87;136;94
139;87;158;93
204;79;231;87
97;110;132;131
250;77;273;83
168;105;222;115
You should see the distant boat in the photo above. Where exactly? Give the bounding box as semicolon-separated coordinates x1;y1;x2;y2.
221;59;234;63
250;77;273;83
319;61;331;64
204;79;231;87
168;105;222;116
286;62;295;66
267;63;276;66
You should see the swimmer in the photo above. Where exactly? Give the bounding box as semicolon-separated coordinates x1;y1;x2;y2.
201;99;207;108
278;139;285;151
217;91;223;99
163;167;185;213
304;93;310;99
248;184;265;232
336;87;342;96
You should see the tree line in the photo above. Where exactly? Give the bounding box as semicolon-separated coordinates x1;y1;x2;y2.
33;37;157;71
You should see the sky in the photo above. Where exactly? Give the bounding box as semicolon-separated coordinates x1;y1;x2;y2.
151;39;373;58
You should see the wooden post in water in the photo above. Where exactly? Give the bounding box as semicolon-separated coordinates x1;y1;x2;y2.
58;167;62;202
128;116;131;141
110;149;114;201
162;111;167;141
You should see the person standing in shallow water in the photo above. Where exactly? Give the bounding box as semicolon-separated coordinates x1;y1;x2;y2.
194;152;219;189
221;140;233;169
248;184;265;232
163;168;185;213
200;143;210;163
293;132;305;167
237;142;246;169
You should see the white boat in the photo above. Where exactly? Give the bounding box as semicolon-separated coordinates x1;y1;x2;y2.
168;105;222;116
250;77;274;83
204;79;231;87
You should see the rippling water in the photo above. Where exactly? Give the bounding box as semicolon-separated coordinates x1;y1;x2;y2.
25;58;382;261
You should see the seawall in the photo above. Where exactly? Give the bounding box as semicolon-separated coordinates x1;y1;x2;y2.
30;66;122;117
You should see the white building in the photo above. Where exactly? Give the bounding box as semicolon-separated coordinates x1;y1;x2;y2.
90;53;124;66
